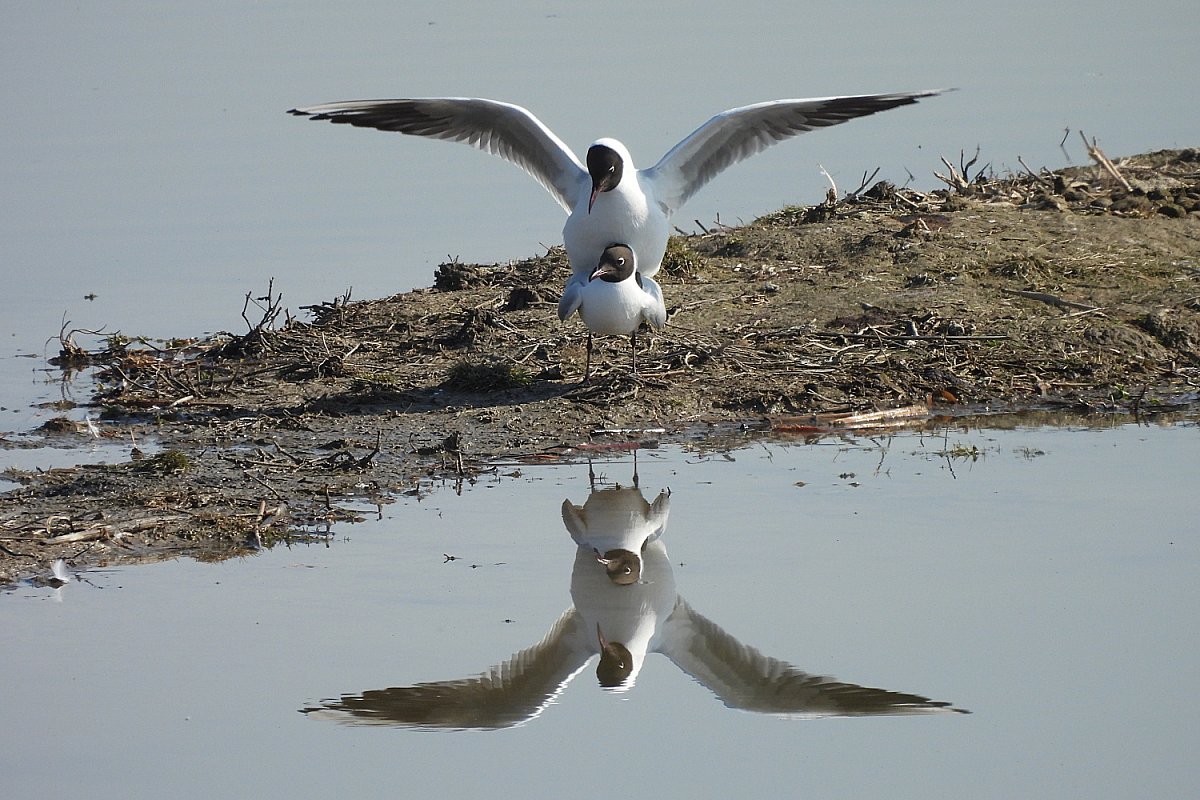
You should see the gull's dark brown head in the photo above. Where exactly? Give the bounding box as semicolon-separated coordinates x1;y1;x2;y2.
586;142;624;213
590;244;636;284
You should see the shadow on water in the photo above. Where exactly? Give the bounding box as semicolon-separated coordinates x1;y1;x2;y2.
301;459;967;730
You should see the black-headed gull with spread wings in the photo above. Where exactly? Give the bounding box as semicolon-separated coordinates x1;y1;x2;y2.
288;91;947;283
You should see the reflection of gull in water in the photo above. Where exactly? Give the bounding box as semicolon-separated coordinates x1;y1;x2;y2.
561;466;670;585
36;558;72;603
303;470;965;729
49;559;72;586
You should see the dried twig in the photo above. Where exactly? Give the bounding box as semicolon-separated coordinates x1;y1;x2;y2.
1079;132;1132;192
1017;156;1053;187
771;402;932;433
846;167;883;199
41;515;186;544
241;277;284;333
812;331;1008;342
934;146;990;192
1002;288;1100;312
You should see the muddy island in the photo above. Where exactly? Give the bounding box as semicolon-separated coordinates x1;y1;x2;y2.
3;147;1198;584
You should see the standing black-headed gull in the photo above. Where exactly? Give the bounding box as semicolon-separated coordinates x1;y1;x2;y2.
557;243;666;380
288;91;947;280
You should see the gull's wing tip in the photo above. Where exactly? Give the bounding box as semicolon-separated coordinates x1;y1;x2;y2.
288;106;338;119
874;87;955;103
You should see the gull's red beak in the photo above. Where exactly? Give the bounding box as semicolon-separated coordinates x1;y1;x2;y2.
587;187;599;214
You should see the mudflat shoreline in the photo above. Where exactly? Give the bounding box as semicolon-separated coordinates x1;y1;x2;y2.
3;147;1198;585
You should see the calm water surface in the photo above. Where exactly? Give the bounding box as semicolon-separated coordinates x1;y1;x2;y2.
3;419;1197;799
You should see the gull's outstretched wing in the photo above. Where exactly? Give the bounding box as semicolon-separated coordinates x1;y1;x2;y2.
645;90;947;213
302;609;590;729
659;598;966;717
289;97;587;212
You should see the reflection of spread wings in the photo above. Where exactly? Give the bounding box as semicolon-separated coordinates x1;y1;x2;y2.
659;599;966;717
301;610;591;729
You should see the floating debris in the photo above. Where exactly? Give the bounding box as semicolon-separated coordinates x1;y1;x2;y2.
771;403;932;433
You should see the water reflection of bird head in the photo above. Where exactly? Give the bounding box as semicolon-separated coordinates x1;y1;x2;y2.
595;624;634;687
570;538;676;692
562;481;670;586
594;547;641;585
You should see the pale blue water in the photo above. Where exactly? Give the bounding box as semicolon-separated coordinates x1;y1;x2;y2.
3;420;1198;799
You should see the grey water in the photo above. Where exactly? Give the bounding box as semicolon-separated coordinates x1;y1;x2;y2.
3;420;1198;799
